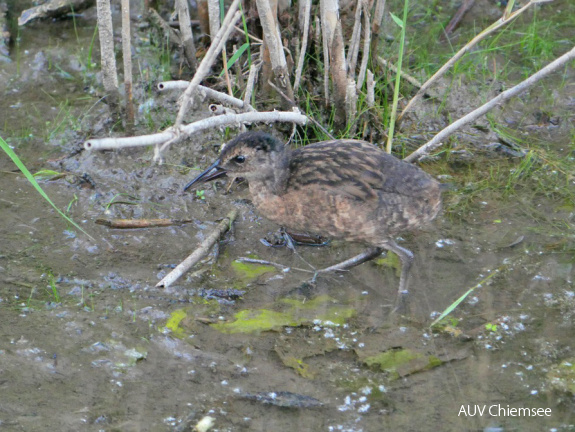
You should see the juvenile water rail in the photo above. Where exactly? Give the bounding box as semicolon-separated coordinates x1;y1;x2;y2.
185;131;442;306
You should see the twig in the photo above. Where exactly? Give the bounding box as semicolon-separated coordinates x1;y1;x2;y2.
293;0;311;91
121;0;134;130
157;81;254;111
404;45;575;162
376;56;423;88
96;0;119;107
398;0;552;122
207;0;220;39
356;0;371;90
370;0;386;55
174;0;242;128
176;0;198;71
156;210;238;288
444;0;476;36
84;110;308;151
243;63;261;106
346;0;362;75
256;0;294;100
366;69;375;107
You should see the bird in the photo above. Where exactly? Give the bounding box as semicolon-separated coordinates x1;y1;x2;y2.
185;131;442;307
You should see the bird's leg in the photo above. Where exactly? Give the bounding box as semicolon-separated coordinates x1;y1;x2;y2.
381;240;414;314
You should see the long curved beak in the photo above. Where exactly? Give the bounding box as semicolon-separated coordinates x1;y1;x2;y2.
183;159;227;192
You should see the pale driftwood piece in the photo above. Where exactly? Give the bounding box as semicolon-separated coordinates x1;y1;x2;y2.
96;0;119;106
293;0;311;91
244;63;261;105
256;0;294;100
157;81;254;111
404;45;575;163
355;0;371;90
377;56;423;88
366;69;375;107
399;0;553;122
121;0;134;129
174;0;242;128
84;111;308;150
346;0;362;75
176;0;198;71
157;210;238;288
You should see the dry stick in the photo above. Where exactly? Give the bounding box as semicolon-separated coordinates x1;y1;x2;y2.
319;12;329;106
366;69;375;107
444;0;476;36
207;0;220;39
370;0;386;54
176;0;198;72
321;0;349;123
174;0;242;128
121;0;134;130
293;0;311;91
234;25;263;44
404;45;575;163
398;0;552;122
96;0;119;108
157;209;238;288
346;0;363;75
376;56;423;88
84;110;308;150
244;63;261;106
256;0;294;100
355;0;371;91
157;81;254;111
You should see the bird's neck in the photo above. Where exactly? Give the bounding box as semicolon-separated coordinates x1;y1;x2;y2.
250;149;291;196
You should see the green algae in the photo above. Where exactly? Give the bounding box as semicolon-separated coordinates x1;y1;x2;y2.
212;295;356;334
212;309;300;333
164;308;188;339
547;358;575;394
364;348;443;379
231;259;276;281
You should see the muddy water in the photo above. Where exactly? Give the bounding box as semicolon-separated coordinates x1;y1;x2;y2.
1;2;575;432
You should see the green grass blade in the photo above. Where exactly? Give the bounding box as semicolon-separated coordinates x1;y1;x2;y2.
0;136;95;241
219;42;250;77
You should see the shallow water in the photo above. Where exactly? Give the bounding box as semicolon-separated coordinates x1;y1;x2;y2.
1;1;575;431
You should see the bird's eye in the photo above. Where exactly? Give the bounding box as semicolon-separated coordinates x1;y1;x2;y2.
234;155;246;164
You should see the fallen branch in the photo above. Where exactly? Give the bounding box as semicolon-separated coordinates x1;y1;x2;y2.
84;110;307;151
404;45;575;162
157;209;238;288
